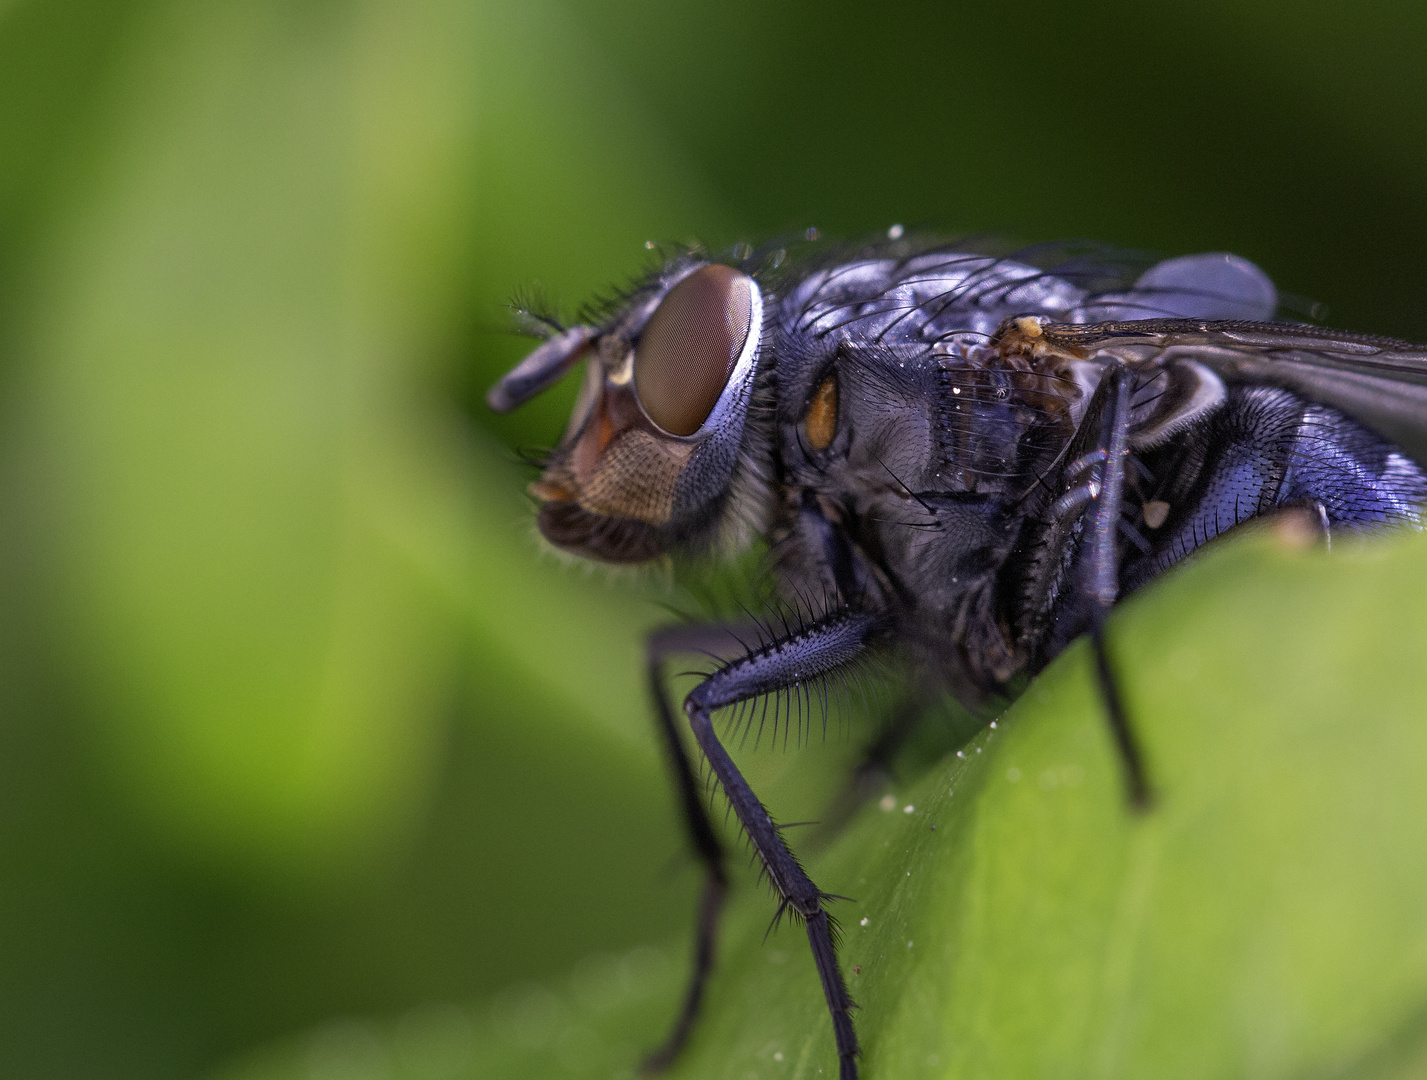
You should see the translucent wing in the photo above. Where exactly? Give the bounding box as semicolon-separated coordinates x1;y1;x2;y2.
1004;318;1427;465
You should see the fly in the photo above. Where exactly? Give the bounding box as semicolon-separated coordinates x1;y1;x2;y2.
487;236;1427;1080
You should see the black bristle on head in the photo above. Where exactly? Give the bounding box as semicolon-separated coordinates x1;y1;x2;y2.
507;285;566;338
512;445;552;470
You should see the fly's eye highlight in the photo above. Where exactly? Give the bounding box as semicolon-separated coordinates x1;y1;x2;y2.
634;264;754;436
805;372;838;450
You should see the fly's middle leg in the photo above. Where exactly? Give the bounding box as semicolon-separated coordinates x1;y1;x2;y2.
812;694;926;845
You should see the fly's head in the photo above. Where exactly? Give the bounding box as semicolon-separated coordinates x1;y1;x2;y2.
488;255;770;564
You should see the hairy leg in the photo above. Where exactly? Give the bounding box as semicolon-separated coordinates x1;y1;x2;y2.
684;607;881;1080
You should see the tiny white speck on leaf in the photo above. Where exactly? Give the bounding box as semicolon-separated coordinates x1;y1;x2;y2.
860;917;869;926
878;793;896;812
903;804;915;814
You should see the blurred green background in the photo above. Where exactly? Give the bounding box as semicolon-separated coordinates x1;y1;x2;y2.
0;1;1425;1078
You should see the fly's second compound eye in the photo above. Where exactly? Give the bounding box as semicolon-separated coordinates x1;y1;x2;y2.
634;264;755;436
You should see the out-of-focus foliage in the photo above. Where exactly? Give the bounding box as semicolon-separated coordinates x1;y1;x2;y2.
0;0;1424;1078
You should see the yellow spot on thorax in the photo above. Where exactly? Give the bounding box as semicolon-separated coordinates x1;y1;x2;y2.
805;373;838;450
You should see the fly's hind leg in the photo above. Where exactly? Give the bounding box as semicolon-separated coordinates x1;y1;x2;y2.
1089;615;1151;809
685;606;882;1080
1043;363;1154;809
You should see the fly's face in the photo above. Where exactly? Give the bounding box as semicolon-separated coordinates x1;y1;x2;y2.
489;259;766;563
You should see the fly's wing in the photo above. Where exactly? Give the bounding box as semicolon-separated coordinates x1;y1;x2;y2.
1012;319;1427;466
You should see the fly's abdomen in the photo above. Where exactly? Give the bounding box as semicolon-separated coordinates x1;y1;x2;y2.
1125;386;1427;588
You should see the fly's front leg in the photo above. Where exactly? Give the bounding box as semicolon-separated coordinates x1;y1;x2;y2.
686;607;880;1080
641;623;750;1074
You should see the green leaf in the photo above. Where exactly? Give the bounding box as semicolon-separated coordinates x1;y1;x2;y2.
212;524;1427;1079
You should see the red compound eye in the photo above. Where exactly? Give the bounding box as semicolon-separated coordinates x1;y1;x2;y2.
634;264;754;436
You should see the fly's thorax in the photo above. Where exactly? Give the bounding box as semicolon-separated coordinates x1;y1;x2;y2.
491;259;773;564
764;328;1070;688
774;333;1075;529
